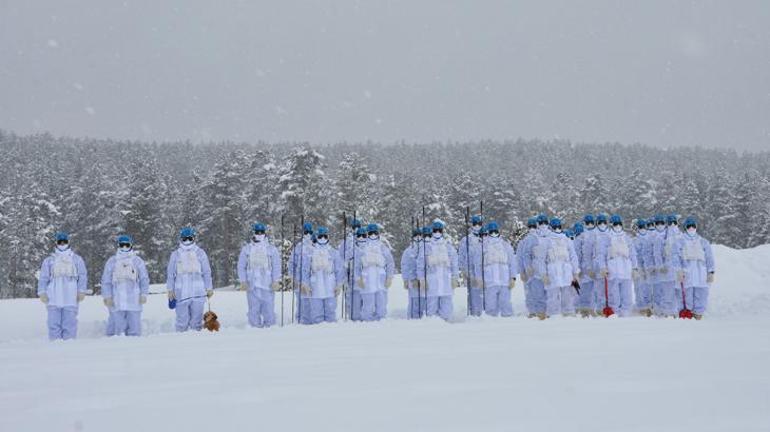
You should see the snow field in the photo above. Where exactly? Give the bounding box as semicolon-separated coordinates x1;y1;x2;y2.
0;244;769;431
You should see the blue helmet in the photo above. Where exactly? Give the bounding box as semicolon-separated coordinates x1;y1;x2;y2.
471;214;483;225
527;217;537;228
432;221;445;231
54;231;69;242
478;225;488;236
316;226;329;236
550;217;562;229
252;222;267;233
350;218;362;229
667;214;678;224
366;223;379;234
684;216;697;228
635;219;646;229
411;228;421;237
654;214;666;224
536;214;549;225
610;214;623;225
573;222;584;235
486;221;499;232
179;227;195;239
421;226;432;236
116;234;133;245
355;227;367;236
565;229;575;238
596;214;608;224
583;214;595;224
303;222;313;234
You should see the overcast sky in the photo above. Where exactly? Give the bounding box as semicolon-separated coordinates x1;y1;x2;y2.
1;1;768;150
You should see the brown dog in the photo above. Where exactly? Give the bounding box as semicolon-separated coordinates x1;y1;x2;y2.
203;311;220;332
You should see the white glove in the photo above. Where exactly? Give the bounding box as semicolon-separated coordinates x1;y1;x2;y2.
139;295;147;304
677;271;686;283
508;278;516;290
472;278;482;288
599;269;609;278
452;278;460;289
520;272;528;283
356;277;364;289
707;272;714;284
239;282;249;291
103;297;114;307
206;290;214;298
39;293;49;304
587;270;596;279
77;292;86;302
167;291;175;300
385;277;393;289
301;284;312;295
271;281;281;292
542;275;550;285
334;285;343;296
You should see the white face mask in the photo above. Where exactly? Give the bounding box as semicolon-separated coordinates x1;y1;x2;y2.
537;225;548;233
119;246;132;253
471;226;481;234
528;227;536;233
317;237;329;245
656;225;665;232
687;227;697;235
303;233;312;240
413;236;421;243
585;224;595;230
612;225;623;233
368;234;379;240
253;234;265;242
598;223;608;231
553;228;562;233
490;232;500;238
181;239;194;246
432;232;443;240
56;244;70;252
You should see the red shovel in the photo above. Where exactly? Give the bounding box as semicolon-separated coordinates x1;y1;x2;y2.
679;281;693;319
602;276;614;317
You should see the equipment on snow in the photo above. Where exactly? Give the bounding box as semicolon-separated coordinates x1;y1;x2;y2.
679;282;694;319
602;277;614;317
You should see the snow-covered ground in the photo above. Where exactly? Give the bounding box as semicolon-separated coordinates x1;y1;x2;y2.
1;245;769;431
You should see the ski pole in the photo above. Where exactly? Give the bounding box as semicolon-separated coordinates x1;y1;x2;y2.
422;206;428;318
341;211;347;321
480;200;486;313
350;210;357;321
298;215;306;325
280;214;285;327
291;223;297;324
464;206;472;316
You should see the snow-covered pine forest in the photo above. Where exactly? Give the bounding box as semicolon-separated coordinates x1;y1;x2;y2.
1;129;768;298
